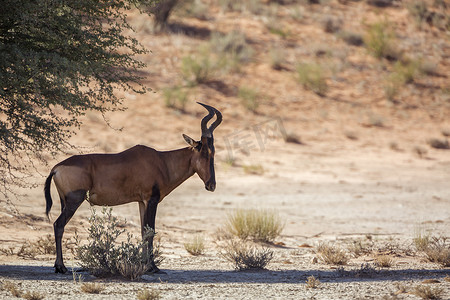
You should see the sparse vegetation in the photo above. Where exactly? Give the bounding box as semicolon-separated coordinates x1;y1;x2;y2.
393;58;423;84
423;237;450;267
296;62;328;96
181;49;219;85
364;20;399;60
414;227;432;251
137;288;162;300
316;243;349;265
210;30;253;71
22;291;45;300
238;86;259;112
76;208;162;279
225;209;284;243
243;164;265;175
3;281;22;297
305;275;321;289
80;282;105;294
412;285;444;300
221;240;274;270
374;255;394;268
184;235;205;256
163;86;189;111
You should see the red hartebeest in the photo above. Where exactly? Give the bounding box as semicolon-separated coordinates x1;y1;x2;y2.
44;102;222;274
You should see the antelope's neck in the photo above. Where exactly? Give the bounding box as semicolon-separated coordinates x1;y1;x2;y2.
160;147;195;197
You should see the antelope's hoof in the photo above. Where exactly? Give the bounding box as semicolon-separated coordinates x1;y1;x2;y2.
54;264;68;274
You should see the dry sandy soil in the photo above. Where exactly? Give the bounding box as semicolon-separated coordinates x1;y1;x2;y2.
1;0;450;299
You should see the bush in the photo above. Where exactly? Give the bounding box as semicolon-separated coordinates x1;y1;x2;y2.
364;21;399;60
163;86;189;111
80;283;105;294
423;237;450;267
221;240;274;270
76;208;162;280
184;235;205;256
296;63;328;96
305;275;321;289
181;49;219;85
137;289;161;300
238;87;259;112
315;243;349;265
225;209;284;243
210;30;253;71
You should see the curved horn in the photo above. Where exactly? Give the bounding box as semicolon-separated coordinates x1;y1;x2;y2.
198;102;215;137
208;108;222;133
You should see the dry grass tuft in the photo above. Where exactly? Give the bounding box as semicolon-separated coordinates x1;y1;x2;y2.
374;255;394;268
243;164;264;175
225;209;284;243
316;243;349;265
414;228;431;251
296;62;328;96
80;282;105;294
412;285;444;300
3;281;22;297
423;237;450;267
305;275;321;289
137;288;161;300
221;240;274;271
22;291;45;300
184;235;205;256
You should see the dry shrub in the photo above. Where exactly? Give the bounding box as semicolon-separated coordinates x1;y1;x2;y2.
80;282;105;294
221;240;274;271
374;255;394;268
414;228;431;251
137;288;161;300
305;275;321;289
225;209;284;243
347;239;373;257
316;243;349;265
184;235;205;256
338;31;364;46
423;237;450;267
76;208;162;279
243;164;264;175
3;281;22;297
412;285;444;300
22;291;44;300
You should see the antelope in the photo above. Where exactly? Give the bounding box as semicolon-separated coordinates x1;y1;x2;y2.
44;102;222;274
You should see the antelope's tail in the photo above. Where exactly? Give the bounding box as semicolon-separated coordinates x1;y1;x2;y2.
44;171;55;220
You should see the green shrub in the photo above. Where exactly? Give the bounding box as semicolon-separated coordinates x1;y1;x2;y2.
181;50;218;85
163;86;188;111
393;58;423;83
225;209;284;243
238;87;259;112
210;30;253;71
76;208;162;280
296;63;328;96
364;21;399;60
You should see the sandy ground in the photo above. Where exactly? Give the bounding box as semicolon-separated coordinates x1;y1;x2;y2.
1;137;449;299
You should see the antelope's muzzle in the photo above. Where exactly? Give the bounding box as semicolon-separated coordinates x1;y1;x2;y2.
205;181;216;192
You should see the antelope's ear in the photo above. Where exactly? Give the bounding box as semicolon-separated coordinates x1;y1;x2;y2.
183;134;200;149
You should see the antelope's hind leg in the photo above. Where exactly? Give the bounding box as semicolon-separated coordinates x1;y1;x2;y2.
54;189;86;274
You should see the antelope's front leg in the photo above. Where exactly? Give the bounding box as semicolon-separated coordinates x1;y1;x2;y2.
139;197;160;273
